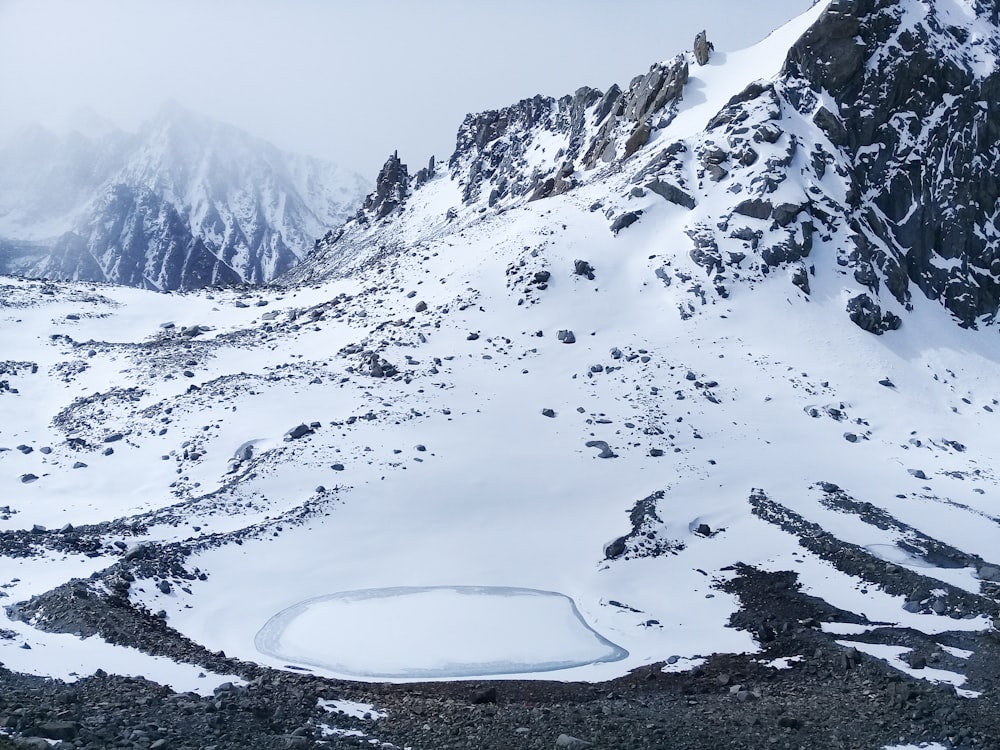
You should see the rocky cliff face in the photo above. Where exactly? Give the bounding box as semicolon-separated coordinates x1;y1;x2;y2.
784;0;1000;327
665;0;1000;329
294;0;1000;332
0;104;369;291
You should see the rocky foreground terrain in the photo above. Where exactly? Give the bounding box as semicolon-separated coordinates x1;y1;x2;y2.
3;564;1000;749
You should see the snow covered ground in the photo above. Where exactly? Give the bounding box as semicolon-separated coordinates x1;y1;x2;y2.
2;0;999;695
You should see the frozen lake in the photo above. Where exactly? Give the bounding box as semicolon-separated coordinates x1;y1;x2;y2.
255;586;628;679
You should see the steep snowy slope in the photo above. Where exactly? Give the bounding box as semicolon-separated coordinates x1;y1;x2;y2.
0;103;369;290
2;5;1000;743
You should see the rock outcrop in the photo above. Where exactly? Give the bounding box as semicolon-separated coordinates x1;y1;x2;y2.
361;152;410;220
294;0;1000;335
693;31;712;65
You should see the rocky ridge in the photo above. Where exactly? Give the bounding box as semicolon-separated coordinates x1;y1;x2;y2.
294;0;1000;332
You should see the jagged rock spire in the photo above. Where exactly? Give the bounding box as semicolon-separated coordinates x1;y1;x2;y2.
362;151;410;219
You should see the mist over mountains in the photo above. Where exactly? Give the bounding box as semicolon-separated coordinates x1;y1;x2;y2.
0;102;368;291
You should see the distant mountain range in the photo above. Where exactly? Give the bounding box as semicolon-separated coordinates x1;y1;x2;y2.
0;103;369;290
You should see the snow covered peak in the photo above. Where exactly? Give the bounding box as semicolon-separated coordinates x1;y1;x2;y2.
294;0;1000;330
0;105;370;290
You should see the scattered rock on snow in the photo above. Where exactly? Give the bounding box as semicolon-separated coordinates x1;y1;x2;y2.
284;424;314;441
557;330;576;344
573;259;596;280
585;440;616;459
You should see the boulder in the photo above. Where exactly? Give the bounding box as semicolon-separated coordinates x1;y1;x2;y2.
573;259;595;279
284;424;314;441
611;211;643;235
646;180;696;209
585;440;616;458
846;293;902;335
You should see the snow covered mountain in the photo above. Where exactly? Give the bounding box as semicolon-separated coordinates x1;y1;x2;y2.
297;0;1000;331
3;2;1000;748
0;103;369;290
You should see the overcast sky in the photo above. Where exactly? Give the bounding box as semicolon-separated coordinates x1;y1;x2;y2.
0;1;813;178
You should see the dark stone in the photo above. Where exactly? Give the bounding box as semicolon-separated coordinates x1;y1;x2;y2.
646;180;696;209
693;30;712;66
33;721;79;741
732;199;773;220
284;424;313;441
605;536;627;560
471;687;497;705
791;264;811;295
623;122;651;159
773;203;803;227
573;259;596;279
541;408;556;418
813;107;849;147
846;293;901;335
557;330;576;344
585;440;616;458
610;211;642;235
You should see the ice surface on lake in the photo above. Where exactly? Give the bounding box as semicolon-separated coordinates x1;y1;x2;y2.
255;586;628;678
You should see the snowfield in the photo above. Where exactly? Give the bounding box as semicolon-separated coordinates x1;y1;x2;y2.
2;1;1000;714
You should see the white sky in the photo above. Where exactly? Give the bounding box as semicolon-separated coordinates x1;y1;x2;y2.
0;0;814;177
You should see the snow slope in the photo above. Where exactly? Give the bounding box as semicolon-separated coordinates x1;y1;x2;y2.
2;1;999;703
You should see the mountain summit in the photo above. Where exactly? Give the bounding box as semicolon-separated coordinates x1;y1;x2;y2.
295;0;1000;331
0;103;369;291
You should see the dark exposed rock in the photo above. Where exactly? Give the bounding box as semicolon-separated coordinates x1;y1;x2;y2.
732;199;773;220
813;106;849;147
846;293;901;335
693;30;713;66
791;264;811;294
573;259;595;279
646;179;696;209
622;122;651;159
610;211;642;235
283;424;314;441
557;330;576;344
585;440;616;458
783;0;1000;327
363;152;410;219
